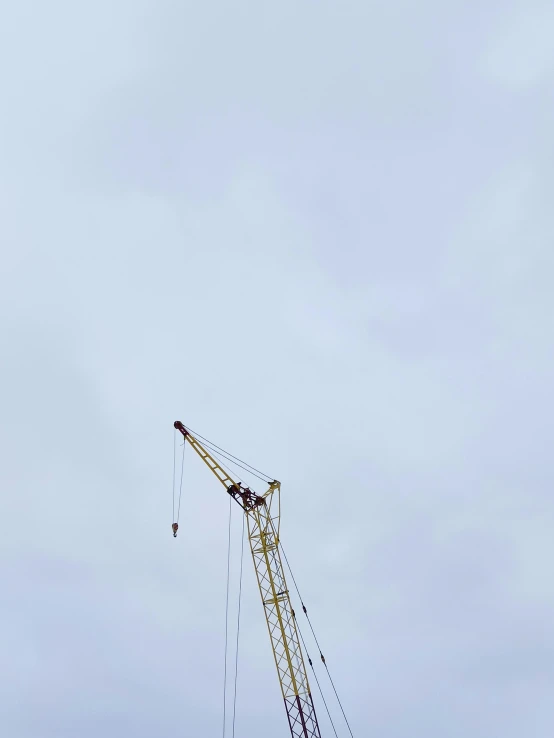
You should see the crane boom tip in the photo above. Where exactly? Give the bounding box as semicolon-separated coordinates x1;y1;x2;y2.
174;421;188;437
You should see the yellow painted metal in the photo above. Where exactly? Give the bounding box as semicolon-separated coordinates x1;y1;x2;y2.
182;428;313;706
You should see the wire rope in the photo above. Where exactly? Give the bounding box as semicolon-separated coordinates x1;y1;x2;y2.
295;618;339;738
184;424;273;482
222;495;232;737
176;438;185;524
281;544;355;738
194;435;270;485
231;511;246;738
172;429;177;523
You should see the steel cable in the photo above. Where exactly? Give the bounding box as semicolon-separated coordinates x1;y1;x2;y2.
184;424;273;482
222;495;232;737
231;512;246;738
282;545;355;738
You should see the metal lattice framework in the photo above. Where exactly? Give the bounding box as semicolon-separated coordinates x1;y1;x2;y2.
174;421;321;738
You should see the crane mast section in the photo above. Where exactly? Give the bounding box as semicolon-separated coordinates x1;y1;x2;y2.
248;499;321;737
173;421;321;738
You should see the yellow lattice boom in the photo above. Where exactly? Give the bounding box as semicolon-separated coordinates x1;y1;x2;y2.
174;421;321;738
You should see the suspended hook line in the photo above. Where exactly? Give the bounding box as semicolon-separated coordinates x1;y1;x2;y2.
172;429;177;523
176;438;185;525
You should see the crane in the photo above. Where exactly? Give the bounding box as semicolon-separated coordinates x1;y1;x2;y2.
173;421;322;738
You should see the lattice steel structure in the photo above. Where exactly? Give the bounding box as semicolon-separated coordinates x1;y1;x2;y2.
174;421;321;738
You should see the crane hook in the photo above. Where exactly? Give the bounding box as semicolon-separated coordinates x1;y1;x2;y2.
172;522;179;538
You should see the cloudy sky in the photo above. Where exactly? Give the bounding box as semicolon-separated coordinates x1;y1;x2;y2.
1;1;554;736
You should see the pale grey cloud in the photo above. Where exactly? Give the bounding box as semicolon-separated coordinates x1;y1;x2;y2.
1;1;553;737
483;2;554;86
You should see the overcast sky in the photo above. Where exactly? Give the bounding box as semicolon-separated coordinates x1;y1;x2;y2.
1;1;554;736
